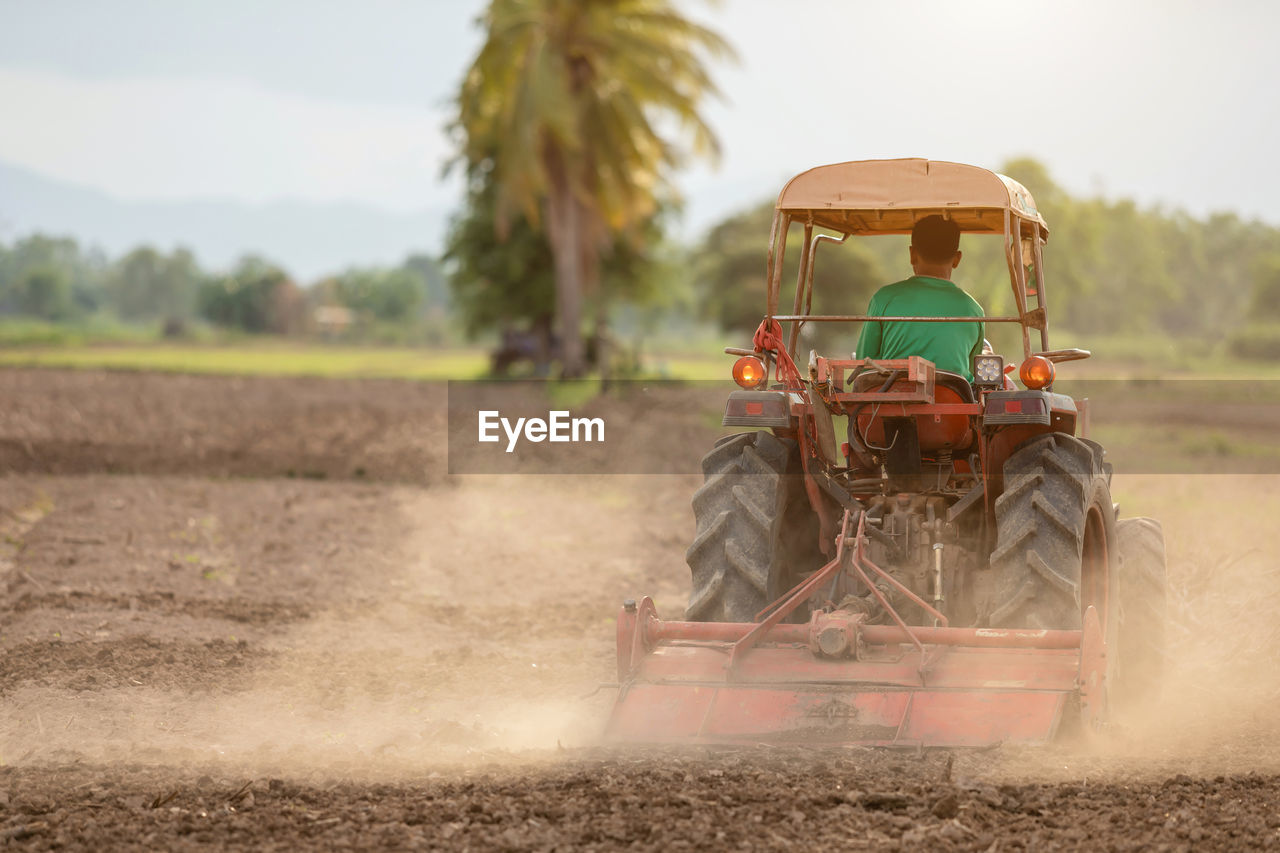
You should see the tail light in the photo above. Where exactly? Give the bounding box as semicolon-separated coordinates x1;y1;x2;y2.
1019;355;1055;389
732;355;767;389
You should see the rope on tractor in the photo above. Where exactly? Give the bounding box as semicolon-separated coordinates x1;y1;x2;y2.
752;319;805;388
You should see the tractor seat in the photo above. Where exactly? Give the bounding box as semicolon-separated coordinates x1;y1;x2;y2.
850;369;975;403
850;368;976;454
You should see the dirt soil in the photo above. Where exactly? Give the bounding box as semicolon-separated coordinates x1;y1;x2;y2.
3;367;1280;851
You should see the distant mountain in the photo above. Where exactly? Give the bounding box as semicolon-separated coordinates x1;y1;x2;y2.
0;160;449;281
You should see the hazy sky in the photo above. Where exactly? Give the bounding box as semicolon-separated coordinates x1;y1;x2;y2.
2;0;1279;242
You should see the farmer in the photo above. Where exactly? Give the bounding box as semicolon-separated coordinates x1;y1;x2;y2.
855;215;985;381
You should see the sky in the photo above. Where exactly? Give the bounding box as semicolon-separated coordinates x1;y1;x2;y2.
1;0;1278;259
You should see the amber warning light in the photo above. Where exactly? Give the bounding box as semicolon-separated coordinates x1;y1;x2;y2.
732;355;767;388
1019;355;1056;389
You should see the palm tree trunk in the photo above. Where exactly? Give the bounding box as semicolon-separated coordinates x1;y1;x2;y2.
590;245;609;388
543;149;587;379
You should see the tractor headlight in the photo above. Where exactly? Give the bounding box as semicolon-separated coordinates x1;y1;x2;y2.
972;354;1004;387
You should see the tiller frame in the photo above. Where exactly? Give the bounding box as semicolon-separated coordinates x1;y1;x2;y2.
606;510;1107;748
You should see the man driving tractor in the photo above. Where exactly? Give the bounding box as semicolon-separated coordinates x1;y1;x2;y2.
607;159;1168;749
855;214;985;381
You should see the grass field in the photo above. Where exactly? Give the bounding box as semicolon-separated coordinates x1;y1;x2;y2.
0;341;740;382
2;329;1278;385
0;343;493;381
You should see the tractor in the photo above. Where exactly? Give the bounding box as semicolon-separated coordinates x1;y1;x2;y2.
607;159;1168;747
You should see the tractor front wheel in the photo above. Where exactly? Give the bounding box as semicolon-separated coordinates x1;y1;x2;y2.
1114;517;1169;705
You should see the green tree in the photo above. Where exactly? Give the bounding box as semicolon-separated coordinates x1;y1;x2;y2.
106;246;201;322
444;163;556;342
334;267;426;323
697;201;884;353
444;154;679;364
403;254;449;312
11;265;74;320
454;0;733;375
992;158;1280;339
0;234;105;318
1249;254;1280;320
197;256;300;334
402;254;452;344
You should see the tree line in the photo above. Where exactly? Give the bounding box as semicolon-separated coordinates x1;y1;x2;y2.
6;151;1280;361
0;236;450;342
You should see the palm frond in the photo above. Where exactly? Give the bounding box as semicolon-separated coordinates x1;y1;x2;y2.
454;0;731;238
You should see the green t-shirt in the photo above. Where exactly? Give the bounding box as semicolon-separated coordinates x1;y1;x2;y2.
855;275;985;381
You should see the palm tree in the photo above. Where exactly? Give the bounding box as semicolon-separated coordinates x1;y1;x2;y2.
456;0;733;377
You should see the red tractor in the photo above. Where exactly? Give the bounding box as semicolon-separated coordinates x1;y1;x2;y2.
608;159;1167;747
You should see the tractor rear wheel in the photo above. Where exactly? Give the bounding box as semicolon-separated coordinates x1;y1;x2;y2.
685;431;821;622
1114;517;1168;704
988;433;1118;635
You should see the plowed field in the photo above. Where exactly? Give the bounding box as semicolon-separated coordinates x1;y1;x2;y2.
3;367;1279;851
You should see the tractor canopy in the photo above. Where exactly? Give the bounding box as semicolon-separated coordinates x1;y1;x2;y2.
765;158;1056;360
775;158;1048;238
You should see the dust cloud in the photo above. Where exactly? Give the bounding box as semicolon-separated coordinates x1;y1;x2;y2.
1;474;694;779
5;469;1278;784
997;474;1280;782
200;473;1280;783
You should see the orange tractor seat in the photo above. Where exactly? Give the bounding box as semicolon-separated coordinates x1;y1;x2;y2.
852;370;976;453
